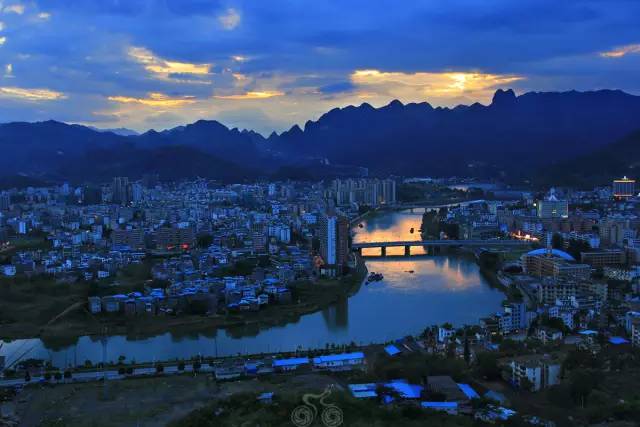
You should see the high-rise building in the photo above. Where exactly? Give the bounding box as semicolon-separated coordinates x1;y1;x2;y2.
111;227;145;249
154;225;195;249
252;222;267;253
318;212;349;276
613;176;635;199
0;192;10;211
131;183;143;203
332;178;396;207
112;177;132;205
537;189;568;219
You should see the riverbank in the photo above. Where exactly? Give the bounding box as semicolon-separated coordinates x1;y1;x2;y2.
1;255;368;344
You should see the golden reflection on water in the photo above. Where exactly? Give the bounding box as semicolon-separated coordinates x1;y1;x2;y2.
355;210;482;293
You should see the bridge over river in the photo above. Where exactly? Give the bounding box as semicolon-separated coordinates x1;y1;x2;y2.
352;239;532;256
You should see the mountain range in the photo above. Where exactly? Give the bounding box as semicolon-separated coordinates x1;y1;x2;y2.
1;88;640;186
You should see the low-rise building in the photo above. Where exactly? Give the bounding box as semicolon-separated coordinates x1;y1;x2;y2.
508;354;562;391
312;352;365;370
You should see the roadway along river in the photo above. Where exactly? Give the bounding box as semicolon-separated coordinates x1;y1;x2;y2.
0;208;505;368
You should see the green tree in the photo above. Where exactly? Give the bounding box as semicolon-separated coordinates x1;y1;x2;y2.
476;352;501;380
569;370;600;407
197;234;214;248
551;233;564;249
463;335;470;365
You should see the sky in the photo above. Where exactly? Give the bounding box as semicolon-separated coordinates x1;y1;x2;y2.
0;0;639;135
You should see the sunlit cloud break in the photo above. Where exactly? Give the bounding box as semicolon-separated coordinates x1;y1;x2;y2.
128;46;211;80
3;4;25;15
108;92;196;107
214;90;284;100
350;69;523;103
218;8;241;30
600;44;640;58
0;86;66;101
0;36;5;46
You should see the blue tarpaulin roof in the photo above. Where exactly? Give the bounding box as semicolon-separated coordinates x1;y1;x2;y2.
421;402;458;409
349;383;377;392
609;336;630;345
385;381;423;399
353;391;378;398
457;383;480;399
313;352;364;364
272;357;309;367
384;345;401;356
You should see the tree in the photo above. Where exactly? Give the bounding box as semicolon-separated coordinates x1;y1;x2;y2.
24;371;31;382
463;335;471;365
156;364;164;373
569;370;600;407
519;377;534;392
476;352;501;380
197;234;214;248
566;239;591;261
63;370;72;379
178;361;185;371
551;233;564;249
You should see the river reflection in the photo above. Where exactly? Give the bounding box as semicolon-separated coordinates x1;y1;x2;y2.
1;209;504;367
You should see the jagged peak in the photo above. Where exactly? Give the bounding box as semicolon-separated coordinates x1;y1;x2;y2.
384;99;404;109
491;88;517;107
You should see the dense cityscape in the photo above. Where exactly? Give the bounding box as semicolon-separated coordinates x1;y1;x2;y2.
1;173;640;426
2;1;640;426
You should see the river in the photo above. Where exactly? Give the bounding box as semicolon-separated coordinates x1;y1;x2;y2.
0;208;505;368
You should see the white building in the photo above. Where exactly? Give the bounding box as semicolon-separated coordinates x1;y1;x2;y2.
438;326;456;343
509;355;562;391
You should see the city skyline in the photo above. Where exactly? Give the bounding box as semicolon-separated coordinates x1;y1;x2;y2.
0;0;639;134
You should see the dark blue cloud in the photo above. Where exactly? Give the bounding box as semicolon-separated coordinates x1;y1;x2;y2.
0;0;639;133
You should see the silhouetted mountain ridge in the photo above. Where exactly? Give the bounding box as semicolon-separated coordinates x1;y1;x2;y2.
2;89;640;183
273;88;640;177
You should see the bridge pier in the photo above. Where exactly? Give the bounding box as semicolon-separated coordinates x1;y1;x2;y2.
404;245;411;256
381;247;386;257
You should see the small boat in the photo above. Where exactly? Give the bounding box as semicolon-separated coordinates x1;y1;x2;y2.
405;270;415;274
367;272;384;283
358;223;364;228
409;227;414;233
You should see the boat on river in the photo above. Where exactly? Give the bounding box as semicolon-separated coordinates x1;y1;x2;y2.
366;272;384;284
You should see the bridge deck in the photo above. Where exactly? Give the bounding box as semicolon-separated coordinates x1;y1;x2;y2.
352;239;531;249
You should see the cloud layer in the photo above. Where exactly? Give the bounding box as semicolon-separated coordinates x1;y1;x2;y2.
0;0;639;134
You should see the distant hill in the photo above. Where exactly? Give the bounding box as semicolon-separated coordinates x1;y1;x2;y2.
2;89;640;184
135;120;270;170
55;144;256;183
273;89;640;178
87;126;140;136
0;120;129;177
538;129;640;188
